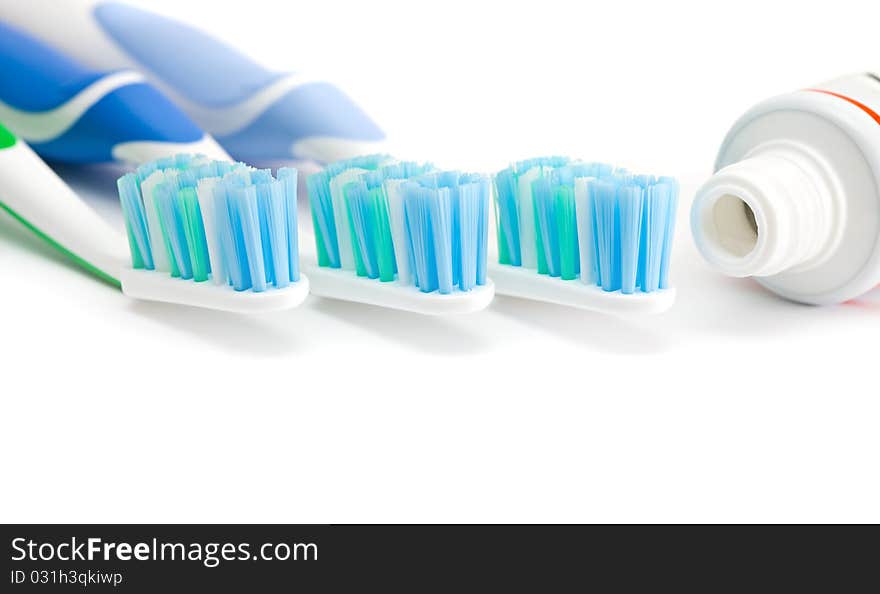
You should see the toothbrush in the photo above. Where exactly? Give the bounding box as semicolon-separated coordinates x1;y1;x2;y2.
490;158;678;315
0;124;308;312
0;23;307;311
0;0;386;164
305;156;495;315
117;154;309;311
0;20;229;165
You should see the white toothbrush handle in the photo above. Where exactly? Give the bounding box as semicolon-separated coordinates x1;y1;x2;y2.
0;139;127;282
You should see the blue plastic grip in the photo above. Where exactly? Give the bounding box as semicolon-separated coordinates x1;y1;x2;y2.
0;21;103;111
0;21;205;163
94;2;282;108
30;83;204;163
93;2;386;160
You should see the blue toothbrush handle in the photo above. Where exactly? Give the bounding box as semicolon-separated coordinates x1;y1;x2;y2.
0;1;386;163
0;20;227;164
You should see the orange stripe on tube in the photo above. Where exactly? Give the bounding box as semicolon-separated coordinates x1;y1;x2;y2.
807;88;880;126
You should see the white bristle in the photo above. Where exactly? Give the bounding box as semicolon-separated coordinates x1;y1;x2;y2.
140;169;170;273
384;178;412;286
516;166;544;269
328;168;367;271
574;177;597;286
196;177;225;286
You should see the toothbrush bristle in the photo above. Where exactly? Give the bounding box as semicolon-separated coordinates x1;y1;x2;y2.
494;157;679;294
399;173;490;294
344;180;395;281
305;153;392;269
117;155;300;292
307;157;489;294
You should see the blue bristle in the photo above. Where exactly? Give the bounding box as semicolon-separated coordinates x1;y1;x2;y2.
658;179;678;290
553;166;577;187
641;181;673;293
117;173;153;270
207;181;232;285
177;169;198;189
459;179;489;290
154;181;193;279
327;153;391;177
399;172;491;294
213;180;250;291
493;168;522;266
255;181;277;286
532;175;561;277
117;154;301;292
136;161;158;183
476;181;489;286
631;174;656;188
430;187;454;294
306;170;340;268
436;170;461;189
174;154;192;168
229;182;266;292
591;181;619;291
403;183;439;292
454;174;490;289
220;178;249;288
618;185;644;294
156;156;175;171
567;162;597;179
381;161;435;181
278;168;300;283
516;156;570;171
345;180;381;279
362;170;385;190
441;173;462;288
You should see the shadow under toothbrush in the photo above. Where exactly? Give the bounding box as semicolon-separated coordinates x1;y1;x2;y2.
489;295;672;355
50;161;128;202
312;296;495;356
51;162;131;233
125;300;309;358
1;207;309;358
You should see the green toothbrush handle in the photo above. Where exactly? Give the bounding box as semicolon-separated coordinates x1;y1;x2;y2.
0;122;127;285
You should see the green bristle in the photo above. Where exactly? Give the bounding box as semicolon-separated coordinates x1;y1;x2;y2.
371;185;396;282
307;173;334;268
493;169;517;266
124;223;146;270
343;182;397;280
179;187;210;282
154;189;181;278
555;185;579;280
532;177;549;275
345;186;368;277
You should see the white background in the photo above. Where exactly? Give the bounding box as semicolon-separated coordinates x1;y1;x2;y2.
1;0;879;523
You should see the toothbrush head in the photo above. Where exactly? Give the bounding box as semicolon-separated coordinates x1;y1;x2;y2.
117;154;308;313
305;157;494;314
491;158;678;315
